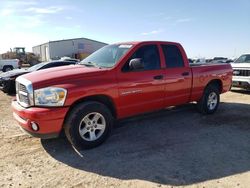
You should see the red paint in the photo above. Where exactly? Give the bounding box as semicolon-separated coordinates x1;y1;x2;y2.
12;41;232;137
12;101;69;134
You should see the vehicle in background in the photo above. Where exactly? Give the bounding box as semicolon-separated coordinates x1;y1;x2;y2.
12;41;232;149
231;54;250;90
225;59;234;64
60;57;80;63
0;60;77;94
193;58;206;64
1;47;40;66
211;57;228;63
206;59;213;63
188;58;194;64
0;59;21;72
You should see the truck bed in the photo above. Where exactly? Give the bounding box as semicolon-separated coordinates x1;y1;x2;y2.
190;63;232;102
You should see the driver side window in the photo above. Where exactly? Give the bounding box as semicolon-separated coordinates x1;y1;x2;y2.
122;45;160;72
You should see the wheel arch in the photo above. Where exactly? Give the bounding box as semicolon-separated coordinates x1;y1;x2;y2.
3;65;14;72
65;94;117;121
206;79;223;93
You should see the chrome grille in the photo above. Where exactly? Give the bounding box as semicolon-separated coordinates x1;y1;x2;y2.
18;83;27;93
16;77;33;108
233;69;250;76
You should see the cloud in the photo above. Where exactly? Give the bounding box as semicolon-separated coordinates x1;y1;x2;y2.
11;1;38;6
65;16;73;20
25;6;64;14
0;9;13;16
0;0;38;16
0;30;47;53
164;16;172;20
22;15;45;28
176;18;192;23
141;29;164;36
146;12;165;18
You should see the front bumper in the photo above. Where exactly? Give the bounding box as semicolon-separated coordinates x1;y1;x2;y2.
12;100;69;139
232;76;250;89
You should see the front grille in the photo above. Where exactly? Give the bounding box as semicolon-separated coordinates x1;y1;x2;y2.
233;69;250;76
19;93;29;104
16;82;30;106
16;77;33;107
18;83;27;93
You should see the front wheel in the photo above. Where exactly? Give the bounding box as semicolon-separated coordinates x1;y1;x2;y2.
2;81;11;93
64;101;114;150
197;85;220;114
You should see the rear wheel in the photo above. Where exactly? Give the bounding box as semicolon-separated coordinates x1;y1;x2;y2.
64;101;114;150
197;85;220;114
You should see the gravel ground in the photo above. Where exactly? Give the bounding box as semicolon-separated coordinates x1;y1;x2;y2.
0;89;250;188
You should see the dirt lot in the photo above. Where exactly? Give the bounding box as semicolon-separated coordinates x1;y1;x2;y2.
1;89;250;188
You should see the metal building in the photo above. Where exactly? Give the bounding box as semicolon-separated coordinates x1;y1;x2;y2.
32;38;108;62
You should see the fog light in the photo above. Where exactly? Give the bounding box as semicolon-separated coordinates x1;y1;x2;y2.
31;122;39;131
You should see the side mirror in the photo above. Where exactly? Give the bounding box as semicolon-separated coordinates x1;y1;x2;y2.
129;58;144;70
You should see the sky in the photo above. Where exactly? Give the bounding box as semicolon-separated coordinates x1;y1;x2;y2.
0;0;249;58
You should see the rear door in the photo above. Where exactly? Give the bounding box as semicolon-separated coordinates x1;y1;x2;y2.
117;44;166;118
161;44;192;106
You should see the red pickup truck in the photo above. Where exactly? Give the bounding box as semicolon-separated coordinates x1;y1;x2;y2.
12;41;232;149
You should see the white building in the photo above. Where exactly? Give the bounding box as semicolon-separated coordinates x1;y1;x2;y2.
32;38;107;62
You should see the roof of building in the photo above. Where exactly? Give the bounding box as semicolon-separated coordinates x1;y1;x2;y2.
32;37;108;48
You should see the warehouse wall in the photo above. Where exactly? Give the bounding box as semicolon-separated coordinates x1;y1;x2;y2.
32;43;50;62
49;38;107;60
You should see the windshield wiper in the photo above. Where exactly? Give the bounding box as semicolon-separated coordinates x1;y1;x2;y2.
80;61;106;69
81;62;99;67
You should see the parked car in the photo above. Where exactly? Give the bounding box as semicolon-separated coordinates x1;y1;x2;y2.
12;41;232;149
0;60;76;94
225;59;234;64
231;54;250;90
193;58;206;64
0;59;21;72
211;57;228;64
188;58;194;64
60;57;80;63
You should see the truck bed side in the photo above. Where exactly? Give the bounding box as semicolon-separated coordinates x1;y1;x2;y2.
190;63;232;102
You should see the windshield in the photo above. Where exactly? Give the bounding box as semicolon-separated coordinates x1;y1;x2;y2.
234;54;250;63
27;62;47;71
80;44;132;68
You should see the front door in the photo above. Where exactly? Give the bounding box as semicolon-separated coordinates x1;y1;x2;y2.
117;44;166;118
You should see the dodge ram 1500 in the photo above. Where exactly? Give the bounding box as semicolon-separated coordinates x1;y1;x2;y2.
12;41;232;149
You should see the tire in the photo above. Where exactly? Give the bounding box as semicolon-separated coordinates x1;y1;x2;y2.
64;101;114;150
197;85;220;114
2;81;11;93
3;66;13;72
2;80;15;94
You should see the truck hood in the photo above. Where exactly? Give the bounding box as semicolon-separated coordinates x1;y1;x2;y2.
22;65;108;88
231;63;250;69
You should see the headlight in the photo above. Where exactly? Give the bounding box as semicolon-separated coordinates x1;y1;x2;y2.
34;87;67;106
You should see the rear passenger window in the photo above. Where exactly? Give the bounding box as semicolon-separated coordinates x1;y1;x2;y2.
161;45;184;68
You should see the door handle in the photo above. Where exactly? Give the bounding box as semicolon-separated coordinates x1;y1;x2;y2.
153;75;164;80
182;72;189;76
